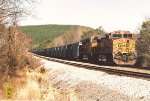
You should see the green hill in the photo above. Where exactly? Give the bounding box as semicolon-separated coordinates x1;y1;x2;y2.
21;24;91;48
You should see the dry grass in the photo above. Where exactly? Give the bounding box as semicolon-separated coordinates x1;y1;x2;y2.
16;75;41;100
0;68;79;100
0;68;46;100
0;68;27;100
15;66;48;100
0;58;78;100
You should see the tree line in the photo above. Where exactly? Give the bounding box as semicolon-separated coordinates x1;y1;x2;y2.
136;18;150;67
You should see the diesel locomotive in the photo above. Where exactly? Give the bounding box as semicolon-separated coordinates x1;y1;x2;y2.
31;30;137;65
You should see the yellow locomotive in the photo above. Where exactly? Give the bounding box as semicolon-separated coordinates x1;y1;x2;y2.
80;30;137;65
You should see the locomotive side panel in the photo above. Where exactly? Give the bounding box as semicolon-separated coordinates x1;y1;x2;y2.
79;38;92;60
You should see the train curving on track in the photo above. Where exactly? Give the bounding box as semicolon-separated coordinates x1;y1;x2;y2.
31;30;137;65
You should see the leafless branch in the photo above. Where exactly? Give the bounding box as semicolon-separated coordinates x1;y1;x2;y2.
0;0;36;75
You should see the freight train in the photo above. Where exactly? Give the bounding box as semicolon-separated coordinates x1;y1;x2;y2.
31;30;137;65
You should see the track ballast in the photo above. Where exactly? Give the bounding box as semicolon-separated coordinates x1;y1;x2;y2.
36;54;150;80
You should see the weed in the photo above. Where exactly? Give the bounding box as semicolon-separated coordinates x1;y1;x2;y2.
5;84;14;99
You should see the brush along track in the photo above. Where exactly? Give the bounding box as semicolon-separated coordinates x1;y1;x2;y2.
37;55;150;80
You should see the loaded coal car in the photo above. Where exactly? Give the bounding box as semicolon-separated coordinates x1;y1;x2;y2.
51;47;54;57
62;46;67;58
66;44;72;59
30;48;47;56
55;47;59;58
71;42;80;60
32;48;46;56
58;46;63;58
45;48;50;57
50;48;54;57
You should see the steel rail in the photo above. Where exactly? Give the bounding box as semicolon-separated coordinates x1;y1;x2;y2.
37;54;150;79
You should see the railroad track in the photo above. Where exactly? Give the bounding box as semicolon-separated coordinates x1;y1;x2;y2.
36;54;150;80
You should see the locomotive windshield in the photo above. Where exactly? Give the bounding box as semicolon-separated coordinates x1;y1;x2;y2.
112;34;122;38
112;34;133;38
123;34;132;38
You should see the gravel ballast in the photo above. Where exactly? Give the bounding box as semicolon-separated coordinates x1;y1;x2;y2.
41;58;150;101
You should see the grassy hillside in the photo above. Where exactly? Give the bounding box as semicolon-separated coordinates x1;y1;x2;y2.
21;24;91;48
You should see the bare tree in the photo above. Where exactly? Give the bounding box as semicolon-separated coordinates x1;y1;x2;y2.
0;0;36;76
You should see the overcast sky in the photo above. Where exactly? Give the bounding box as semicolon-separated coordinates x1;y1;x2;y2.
20;0;150;32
